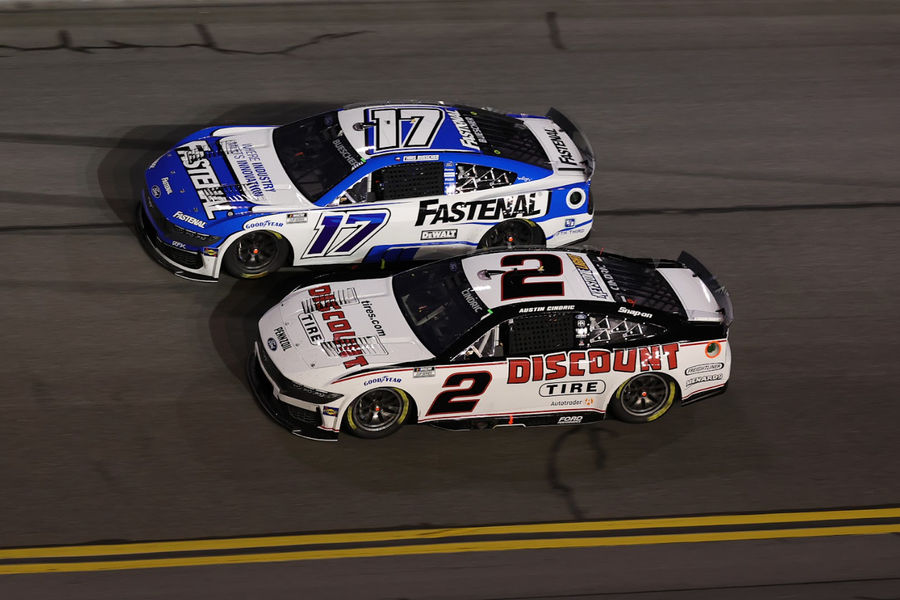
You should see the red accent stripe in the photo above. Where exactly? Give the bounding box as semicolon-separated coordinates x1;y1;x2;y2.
419;407;605;423
682;383;726;399
334;362;507;383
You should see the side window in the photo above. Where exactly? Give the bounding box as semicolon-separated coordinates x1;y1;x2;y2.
577;313;665;348
455;163;517;193
371;161;444;201
455;325;505;362
328;175;370;205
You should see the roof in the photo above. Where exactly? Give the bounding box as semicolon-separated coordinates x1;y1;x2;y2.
460;250;689;319
336;103;552;168
460;250;617;309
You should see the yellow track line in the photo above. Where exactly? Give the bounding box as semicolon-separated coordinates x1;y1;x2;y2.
2;523;899;575
2;506;898;560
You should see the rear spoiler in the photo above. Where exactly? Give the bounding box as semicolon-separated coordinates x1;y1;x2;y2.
677;251;734;326
546;107;595;179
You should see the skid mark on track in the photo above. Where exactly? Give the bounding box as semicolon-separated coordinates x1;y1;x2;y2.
547;426;617;520
0;24;369;57
545;11;566;51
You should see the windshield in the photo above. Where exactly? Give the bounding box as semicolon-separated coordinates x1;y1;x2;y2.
273;111;365;202
392;259;488;356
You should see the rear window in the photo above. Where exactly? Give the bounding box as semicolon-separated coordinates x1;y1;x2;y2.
455;107;551;170
590;254;686;317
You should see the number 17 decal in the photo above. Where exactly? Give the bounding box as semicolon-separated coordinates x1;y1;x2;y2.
304;210;390;257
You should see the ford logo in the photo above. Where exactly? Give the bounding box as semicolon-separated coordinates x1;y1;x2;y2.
266;338;277;351
151;185;161;199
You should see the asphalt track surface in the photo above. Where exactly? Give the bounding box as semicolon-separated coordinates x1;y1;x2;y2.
1;0;899;597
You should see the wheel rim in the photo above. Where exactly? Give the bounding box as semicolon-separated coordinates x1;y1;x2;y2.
480;221;533;248
235;232;278;271
352;389;404;433
619;374;670;417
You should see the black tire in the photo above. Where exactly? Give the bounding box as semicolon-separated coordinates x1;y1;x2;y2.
609;373;677;423
345;387;411;439
477;219;545;249
222;231;289;279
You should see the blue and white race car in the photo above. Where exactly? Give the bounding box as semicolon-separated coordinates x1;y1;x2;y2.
138;102;595;280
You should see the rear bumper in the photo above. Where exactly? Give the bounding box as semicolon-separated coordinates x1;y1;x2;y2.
246;343;339;442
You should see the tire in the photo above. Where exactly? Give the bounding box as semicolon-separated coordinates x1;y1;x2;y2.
477;219;545;249
609;373;677;423
345;387;411;439
222;231;289;279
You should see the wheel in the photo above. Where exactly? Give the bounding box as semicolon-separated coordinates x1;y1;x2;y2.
477;219;544;249
222;231;289;279
345;388;411;439
609;373;677;423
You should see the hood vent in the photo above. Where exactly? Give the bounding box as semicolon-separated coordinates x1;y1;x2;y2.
320;336;388;358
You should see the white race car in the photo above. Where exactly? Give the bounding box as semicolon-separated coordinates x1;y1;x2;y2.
138;103;594;281
248;248;733;441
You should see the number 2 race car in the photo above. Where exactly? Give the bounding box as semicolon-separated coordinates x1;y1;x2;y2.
248;248;734;441
138;102;595;281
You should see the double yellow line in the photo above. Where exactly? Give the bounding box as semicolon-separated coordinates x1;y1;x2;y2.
2;507;899;575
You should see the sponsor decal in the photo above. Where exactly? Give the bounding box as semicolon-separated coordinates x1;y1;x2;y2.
170;240;187;249
518;305;575;314
686;373;724;387
172;211;207;229
557;415;583;424
274;326;291;351
685;362;724;376
565;218;575;228
298;313;324;344
403;154;440;162
176;140;231;219
461;288;484;314
363;375;402;387
266;338;277;351
619;306;652;319
322;406;339;417
287;213;308;224
567;253;611;301
333;137;364;169
413;366;435;378
447;110;481;150
421;229;457;241
539;380;606;397
544;128;578;166
508;344;680;383
243;218;284;230
202;247;218;257
415;192;547;226
307;285;371;369
597;263;620;292
705;342;722;358
558;226;587;238
151;185;161;199
223;139;277;199
161;177;173;195
550;399;583;407
361;300;386;337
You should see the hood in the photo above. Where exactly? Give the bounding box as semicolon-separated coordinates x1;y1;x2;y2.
258;277;433;389
144;127;309;233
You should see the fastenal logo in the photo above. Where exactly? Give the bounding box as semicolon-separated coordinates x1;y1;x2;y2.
172;211;206;229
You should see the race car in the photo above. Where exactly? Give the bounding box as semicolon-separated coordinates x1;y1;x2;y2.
137;102;595;281
247;248;734;441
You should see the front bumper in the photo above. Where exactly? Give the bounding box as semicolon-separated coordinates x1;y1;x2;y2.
246;343;339;442
136;196;219;282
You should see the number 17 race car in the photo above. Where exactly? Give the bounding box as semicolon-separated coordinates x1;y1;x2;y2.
248;248;734;441
138;102;594;281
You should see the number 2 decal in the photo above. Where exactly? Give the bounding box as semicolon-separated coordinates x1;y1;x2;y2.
500;253;565;301
367;108;445;152
427;372;492;416
304;210;390;257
